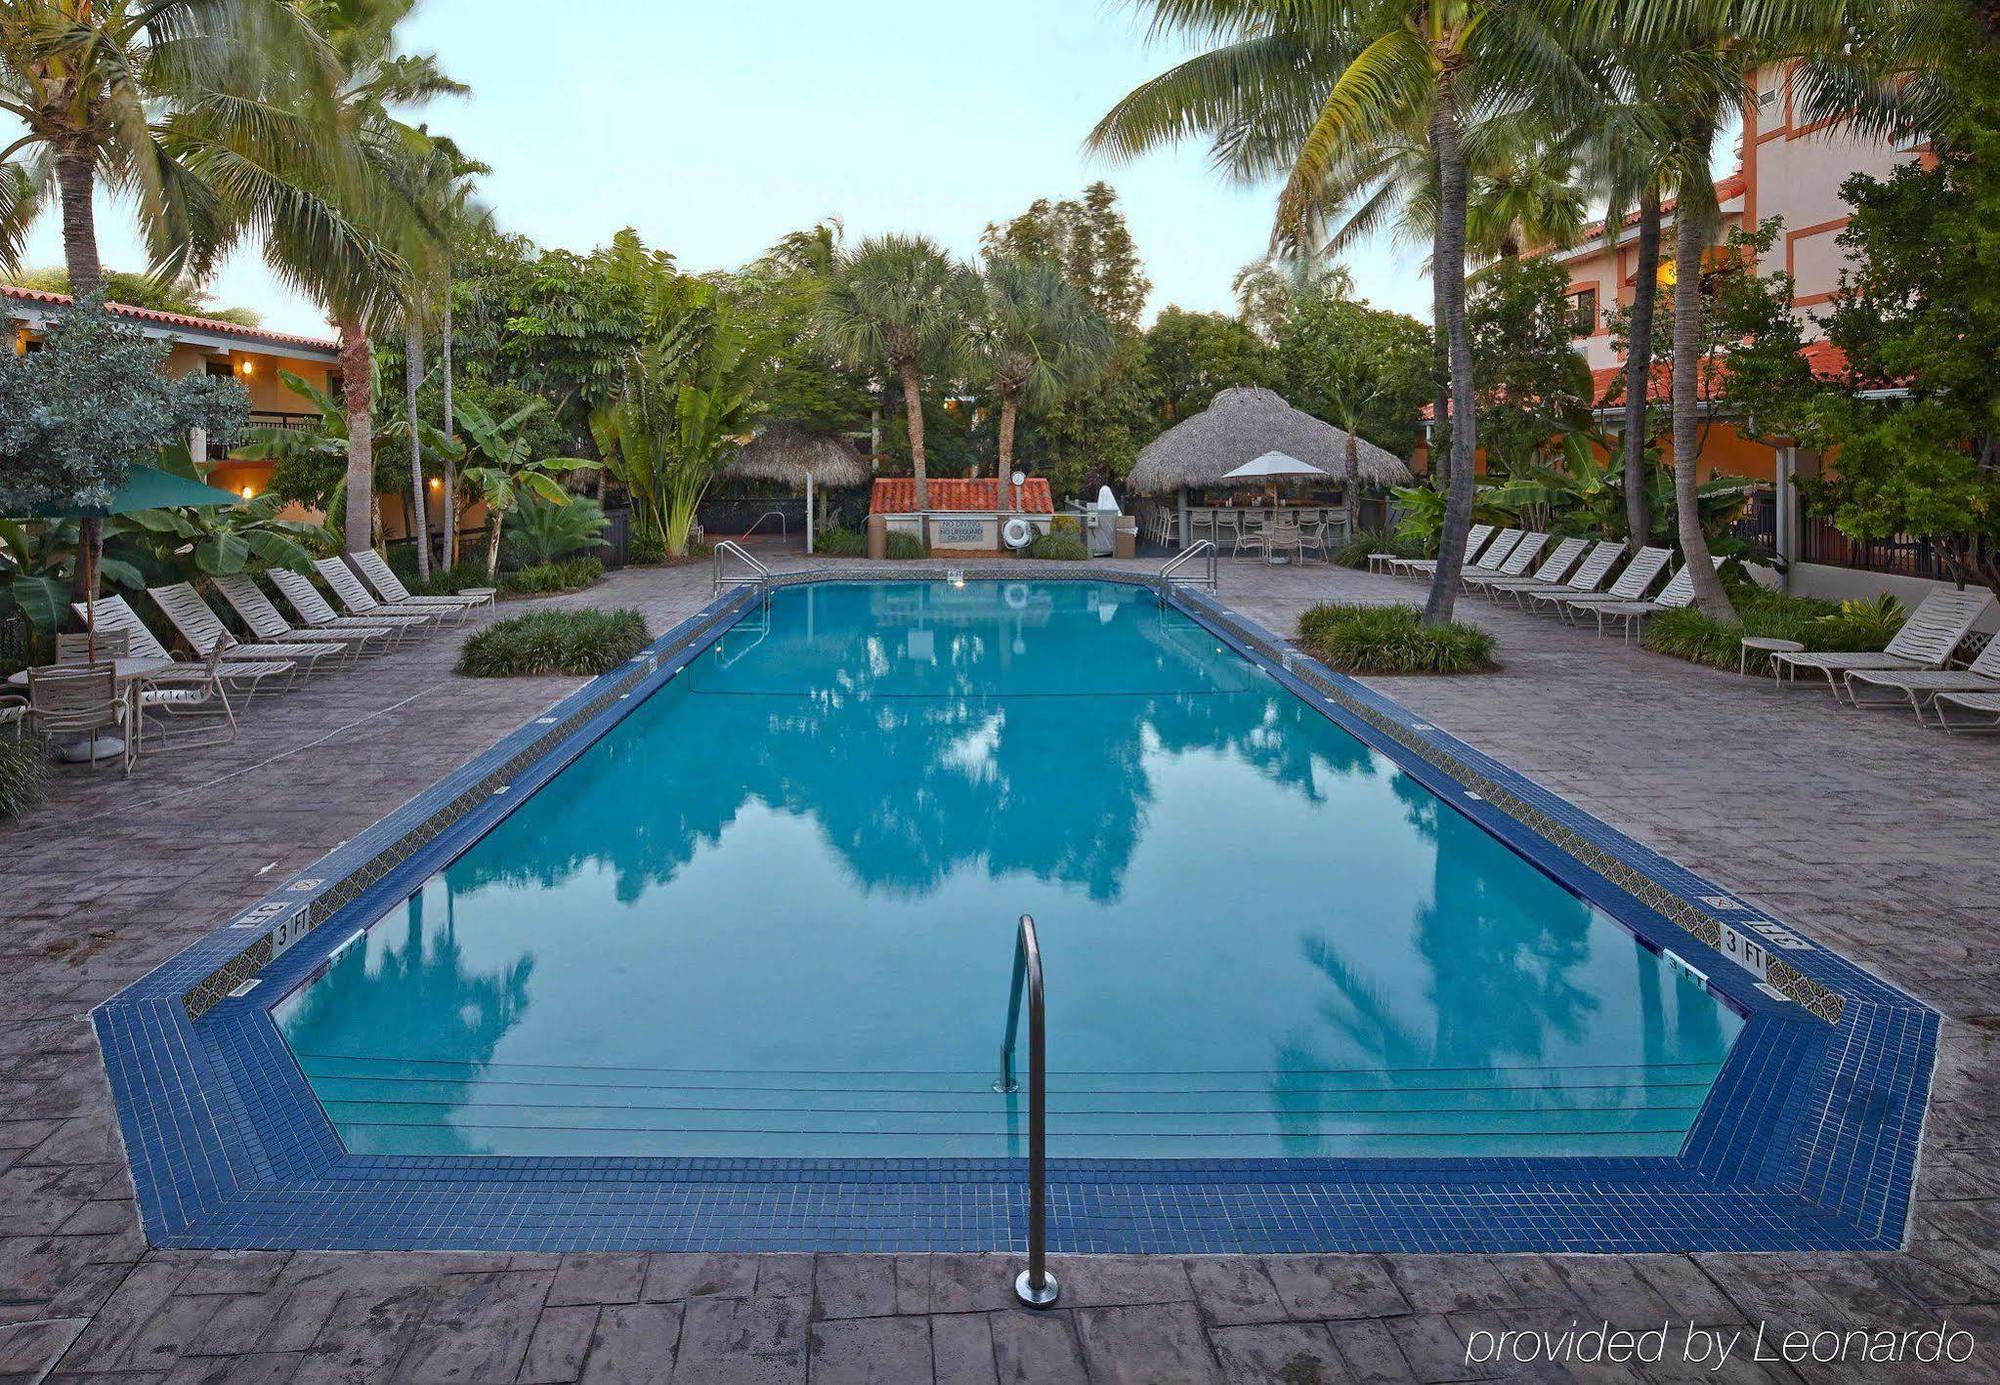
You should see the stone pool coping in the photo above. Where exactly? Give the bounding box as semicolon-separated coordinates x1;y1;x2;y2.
93;568;1938;1254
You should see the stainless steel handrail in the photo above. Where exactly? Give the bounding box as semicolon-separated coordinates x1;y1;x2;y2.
711;539;772;596
1161;538;1218;592
738;510;789;544
997;913;1057;1308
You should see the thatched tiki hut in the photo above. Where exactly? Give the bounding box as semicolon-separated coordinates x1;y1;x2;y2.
1126;387;1412;543
725;421;870;553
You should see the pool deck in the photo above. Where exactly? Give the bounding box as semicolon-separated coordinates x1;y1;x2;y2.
2;557;1996;1383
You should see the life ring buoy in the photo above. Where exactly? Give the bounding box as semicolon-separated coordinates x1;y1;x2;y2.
1002;516;1035;550
1004;583;1030;610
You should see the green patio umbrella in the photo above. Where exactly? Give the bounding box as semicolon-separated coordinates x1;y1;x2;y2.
35;464;245;659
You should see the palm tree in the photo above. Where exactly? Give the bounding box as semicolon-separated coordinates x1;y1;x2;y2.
1092;1;1579;624
0;0;329;597
819;234;971;514
973;257;1113;490
453;399;599;579
1467;139;1588;260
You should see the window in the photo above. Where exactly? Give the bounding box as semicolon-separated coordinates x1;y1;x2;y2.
1568;286;1599;337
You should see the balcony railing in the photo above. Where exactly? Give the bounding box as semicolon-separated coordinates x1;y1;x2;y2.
214;410;323;454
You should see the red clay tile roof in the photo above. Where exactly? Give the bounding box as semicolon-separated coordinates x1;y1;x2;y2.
3;285;340;355
871;477;1054;514
1551;172;1749;257
1587;340;1849;406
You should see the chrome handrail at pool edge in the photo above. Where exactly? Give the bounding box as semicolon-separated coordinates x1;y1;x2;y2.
711;539;773;597
1160;539;1218;592
998;912;1058;1308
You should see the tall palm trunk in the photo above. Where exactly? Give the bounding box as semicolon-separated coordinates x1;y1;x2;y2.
338;321;376;554
403;315;429;581
1423;83;1480;627
440;286;457;567
1670;187;1734;620
898;358;929;512
997;391;1019;507
1428;226;1451;495
1343;429;1360;538
56;148;104;607
1621;189;1663;546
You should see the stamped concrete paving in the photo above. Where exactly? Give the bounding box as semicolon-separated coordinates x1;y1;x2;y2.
2;557;1997;1383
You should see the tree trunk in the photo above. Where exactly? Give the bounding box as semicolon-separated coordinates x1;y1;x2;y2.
485;515;503;582
1428;225;1451;495
899;358;928;512
1343;429;1360;538
1670;191;1735;620
1423;86;1480;627
403;315;430;581
441;288;458;568
1622;189;1663;546
338;320;376;554
55;148;103;607
997;392;1019;506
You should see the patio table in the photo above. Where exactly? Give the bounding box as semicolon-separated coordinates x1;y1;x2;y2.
8;656;176;761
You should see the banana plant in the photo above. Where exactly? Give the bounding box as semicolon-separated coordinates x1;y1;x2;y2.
0;517;144;632
120;445;326;579
451;399;601;579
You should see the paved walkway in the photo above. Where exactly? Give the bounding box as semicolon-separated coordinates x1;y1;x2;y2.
2;558;1996;1383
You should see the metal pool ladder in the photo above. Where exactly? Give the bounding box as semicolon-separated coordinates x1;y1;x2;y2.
1160;539;1218;593
997;913;1057;1307
712;539;772;597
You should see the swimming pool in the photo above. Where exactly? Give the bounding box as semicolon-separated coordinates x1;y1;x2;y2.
97;571;1939;1253
272;581;1741;1161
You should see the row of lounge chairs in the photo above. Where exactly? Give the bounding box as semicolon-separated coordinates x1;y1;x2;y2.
5;551;496;774
1370;524;2000;730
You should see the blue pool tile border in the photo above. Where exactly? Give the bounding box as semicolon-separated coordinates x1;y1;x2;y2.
92;570;1940;1254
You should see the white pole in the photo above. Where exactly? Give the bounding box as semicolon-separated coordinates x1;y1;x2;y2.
806;472;816;555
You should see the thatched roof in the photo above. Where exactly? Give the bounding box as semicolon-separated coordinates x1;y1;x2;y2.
726;421;870;490
1126;387;1413;495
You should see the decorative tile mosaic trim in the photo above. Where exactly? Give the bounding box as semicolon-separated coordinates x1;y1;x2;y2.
90;569;1938;1255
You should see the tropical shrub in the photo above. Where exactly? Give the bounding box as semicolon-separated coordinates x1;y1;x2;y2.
628;531;667;565
1641;585;1900;670
500;556;604;595
1297;603;1498;675
458;608;648;677
816;527;866;557
1333;528;1424;569
883;532;928;560
392;556;494;597
1025;531;1088;560
0;732;46;821
505;494;609;566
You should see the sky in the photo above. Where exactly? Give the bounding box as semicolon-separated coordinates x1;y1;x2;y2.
11;0;1437;340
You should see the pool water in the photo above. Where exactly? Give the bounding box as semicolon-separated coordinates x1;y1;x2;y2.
275;581;1742;1160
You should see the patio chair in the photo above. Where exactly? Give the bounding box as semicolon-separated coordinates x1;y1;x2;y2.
148;583;343;681
1234;514;1268;561
1399;528;1524;583
1215;511;1244;557
1296;518;1332;564
310;559;450;630
1268;513;1305;563
266;568;434;643
1582;556;1726;642
1458;531;1551;592
0;691;25;736
1841;628;2000;721
130;631;240;757
70;595;299;703
1933;689;2000;732
1491;540;1626;609
210;573;396;661
1376;524;1488;580
349;548;495;613
1186;510;1216;547
1540;547;1673;620
27;662;133;774
57;629;132;663
1465;536;1587;598
1769;588;1994;697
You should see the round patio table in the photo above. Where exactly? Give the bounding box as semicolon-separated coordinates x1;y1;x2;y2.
8;656;177;761
1738;636;1804;677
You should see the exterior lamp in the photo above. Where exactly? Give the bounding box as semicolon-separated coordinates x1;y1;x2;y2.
240;485;254;499
428;477;442;490
238;358;254;375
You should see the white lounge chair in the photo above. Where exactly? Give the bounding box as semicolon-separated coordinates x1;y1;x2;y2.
349;548;495;612
311;558;450;630
1769;588;1994;697
1489;540;1625;608
210;573;397;661
1465;536;1587;597
147;582;344;681
1377;523;1491;577
1933;689;2000;732
1843;629;2000;721
1457;532;1551;592
1542;547;1673;619
70;595;298;702
1390;524;1508;578
1581;555;1726;641
266;568;434;643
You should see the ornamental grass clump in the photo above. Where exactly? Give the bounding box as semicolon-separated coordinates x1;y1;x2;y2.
501;556;604;596
1641;585;1901;670
1025;531;1088;560
0;734;47;820
816;527;866;557
1296;603;1497;675
458;608;649;677
1333;528;1426;569
883;532;928;560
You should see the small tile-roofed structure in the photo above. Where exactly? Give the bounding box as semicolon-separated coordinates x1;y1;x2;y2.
870;477;1054;514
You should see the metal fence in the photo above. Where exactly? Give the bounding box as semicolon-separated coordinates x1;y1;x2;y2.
1730;487;1778;559
1799;516;1989;584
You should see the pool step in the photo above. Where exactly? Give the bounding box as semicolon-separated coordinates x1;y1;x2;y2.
293;1053;1725;1160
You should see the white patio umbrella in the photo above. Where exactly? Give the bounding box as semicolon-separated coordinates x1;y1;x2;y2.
1222;450;1330;484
